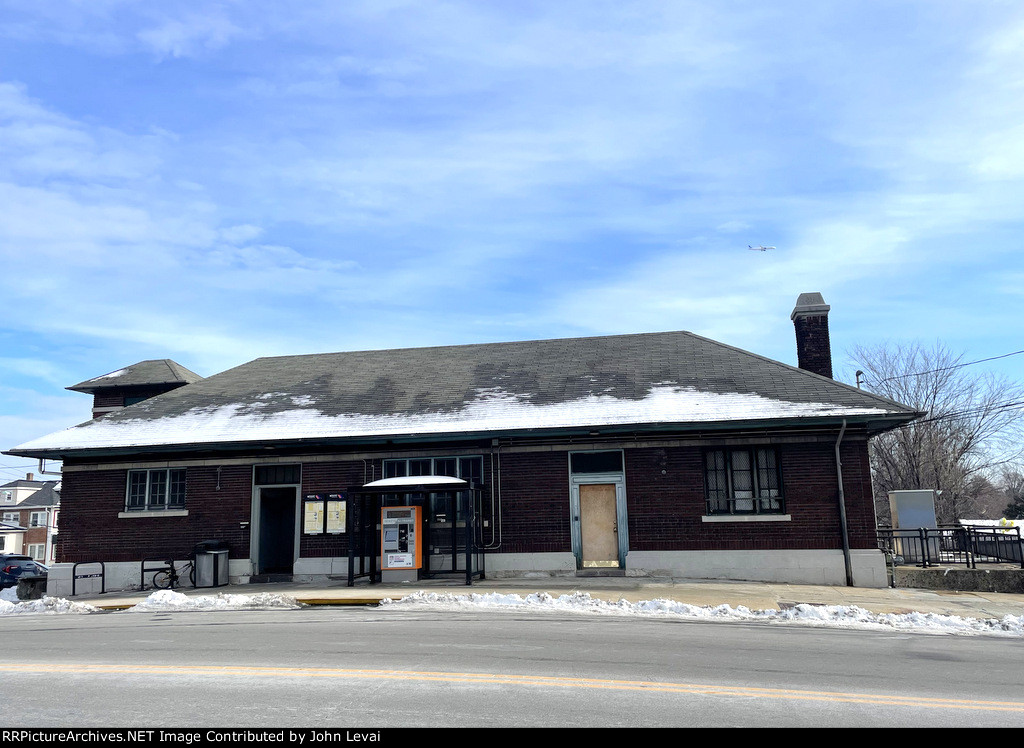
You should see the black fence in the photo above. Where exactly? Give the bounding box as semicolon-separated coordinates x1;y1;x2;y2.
877;526;1023;569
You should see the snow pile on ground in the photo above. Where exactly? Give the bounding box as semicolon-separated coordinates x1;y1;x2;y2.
379;591;1024;637
0;589;302;616
127;589;302;612
2;587;1020;637
0;593;99;616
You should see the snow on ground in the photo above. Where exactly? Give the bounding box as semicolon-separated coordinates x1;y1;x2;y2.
126;589;302;611
0;589;99;615
0;588;300;614
379;591;1024;637
0;587;1021;637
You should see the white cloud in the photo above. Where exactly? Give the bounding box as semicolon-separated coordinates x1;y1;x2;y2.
136;9;251;59
0;0;1023;444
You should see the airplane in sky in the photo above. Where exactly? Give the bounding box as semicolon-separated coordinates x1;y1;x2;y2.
748;245;776;251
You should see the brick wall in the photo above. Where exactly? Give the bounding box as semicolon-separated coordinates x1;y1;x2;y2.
298;461;364;558
58;465;252;563
495;451;571;554
793;315;834;378
624;440;875;551
57;436;877;563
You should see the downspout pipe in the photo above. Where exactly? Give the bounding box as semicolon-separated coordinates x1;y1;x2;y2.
835;419;853;587
37;458;62;477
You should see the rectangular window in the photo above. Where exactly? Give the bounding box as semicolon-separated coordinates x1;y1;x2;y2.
29;511;46;528
254;465;301;485
570;451;623;474
125;469;187;511
704;448;783;515
381;456;484;520
2;512;18;524
382;456;483;484
28;543;45;561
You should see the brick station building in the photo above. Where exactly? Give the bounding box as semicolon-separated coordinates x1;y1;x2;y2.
6;293;920;593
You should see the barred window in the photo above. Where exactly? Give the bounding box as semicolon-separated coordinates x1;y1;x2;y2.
126;468;187;511
383;456;483;484
382;456;483;520
704;448;783;515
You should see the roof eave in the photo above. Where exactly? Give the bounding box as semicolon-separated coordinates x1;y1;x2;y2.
3;410;923;461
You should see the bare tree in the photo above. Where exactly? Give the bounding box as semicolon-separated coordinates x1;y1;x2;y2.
1000;466;1024;520
849;342;1024;524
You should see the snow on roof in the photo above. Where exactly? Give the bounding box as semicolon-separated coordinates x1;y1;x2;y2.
89;369;127;382
67;359;203;392
12;384;893;453
363;476;469;489
11;330;921;456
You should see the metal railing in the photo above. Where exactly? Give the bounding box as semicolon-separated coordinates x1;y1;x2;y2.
878;526;1023;569
71;561;106;596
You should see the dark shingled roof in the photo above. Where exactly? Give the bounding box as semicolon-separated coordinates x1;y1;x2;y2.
16;483;60;508
70;330;917;423
0;479;48;490
67;359;203;393
6;330;923;457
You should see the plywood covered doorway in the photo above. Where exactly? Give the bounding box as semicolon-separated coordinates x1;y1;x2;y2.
579;483;619;567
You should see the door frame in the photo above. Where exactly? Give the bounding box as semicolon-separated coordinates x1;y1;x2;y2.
250;478;302;575
569;472;628;569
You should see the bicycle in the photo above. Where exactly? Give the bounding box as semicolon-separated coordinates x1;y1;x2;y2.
151;558;196;590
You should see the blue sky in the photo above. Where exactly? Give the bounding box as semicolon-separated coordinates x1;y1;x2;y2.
2;1;1023;477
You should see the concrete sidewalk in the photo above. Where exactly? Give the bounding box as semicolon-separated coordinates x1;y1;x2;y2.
68;576;1024;620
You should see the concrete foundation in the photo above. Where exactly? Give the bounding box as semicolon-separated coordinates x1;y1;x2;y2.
625;549;889;588
894;566;1024;593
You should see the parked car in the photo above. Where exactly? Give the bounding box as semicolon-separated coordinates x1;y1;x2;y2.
0;554;48;589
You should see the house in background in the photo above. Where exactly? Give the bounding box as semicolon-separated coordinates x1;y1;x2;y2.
0;475;60;563
0;520;26;556
6;293;921;593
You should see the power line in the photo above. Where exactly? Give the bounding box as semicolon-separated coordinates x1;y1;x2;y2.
913;399;1024;425
880;398;1024;432
875;349;1024;384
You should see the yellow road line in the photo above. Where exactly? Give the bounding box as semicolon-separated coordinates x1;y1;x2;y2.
3;663;1022;713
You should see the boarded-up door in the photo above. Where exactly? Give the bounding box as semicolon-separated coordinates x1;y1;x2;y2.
580;483;619;567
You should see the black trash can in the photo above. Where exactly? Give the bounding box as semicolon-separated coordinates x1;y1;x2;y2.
193;540;230;588
17;574;48;600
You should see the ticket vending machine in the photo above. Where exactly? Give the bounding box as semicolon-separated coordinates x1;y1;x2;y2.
381;506;423;583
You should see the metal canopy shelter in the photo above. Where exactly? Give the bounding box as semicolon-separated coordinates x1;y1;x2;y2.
345;476;486;586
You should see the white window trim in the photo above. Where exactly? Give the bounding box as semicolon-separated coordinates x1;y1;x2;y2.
118;509;189;519
702;514;792;523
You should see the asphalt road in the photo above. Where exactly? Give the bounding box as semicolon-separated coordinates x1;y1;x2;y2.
2;606;1023;728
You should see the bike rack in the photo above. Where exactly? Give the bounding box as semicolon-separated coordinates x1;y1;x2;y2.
140;558;173;591
71;561;106;596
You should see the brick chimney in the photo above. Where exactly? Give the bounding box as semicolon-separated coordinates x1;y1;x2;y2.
791;292;833;378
